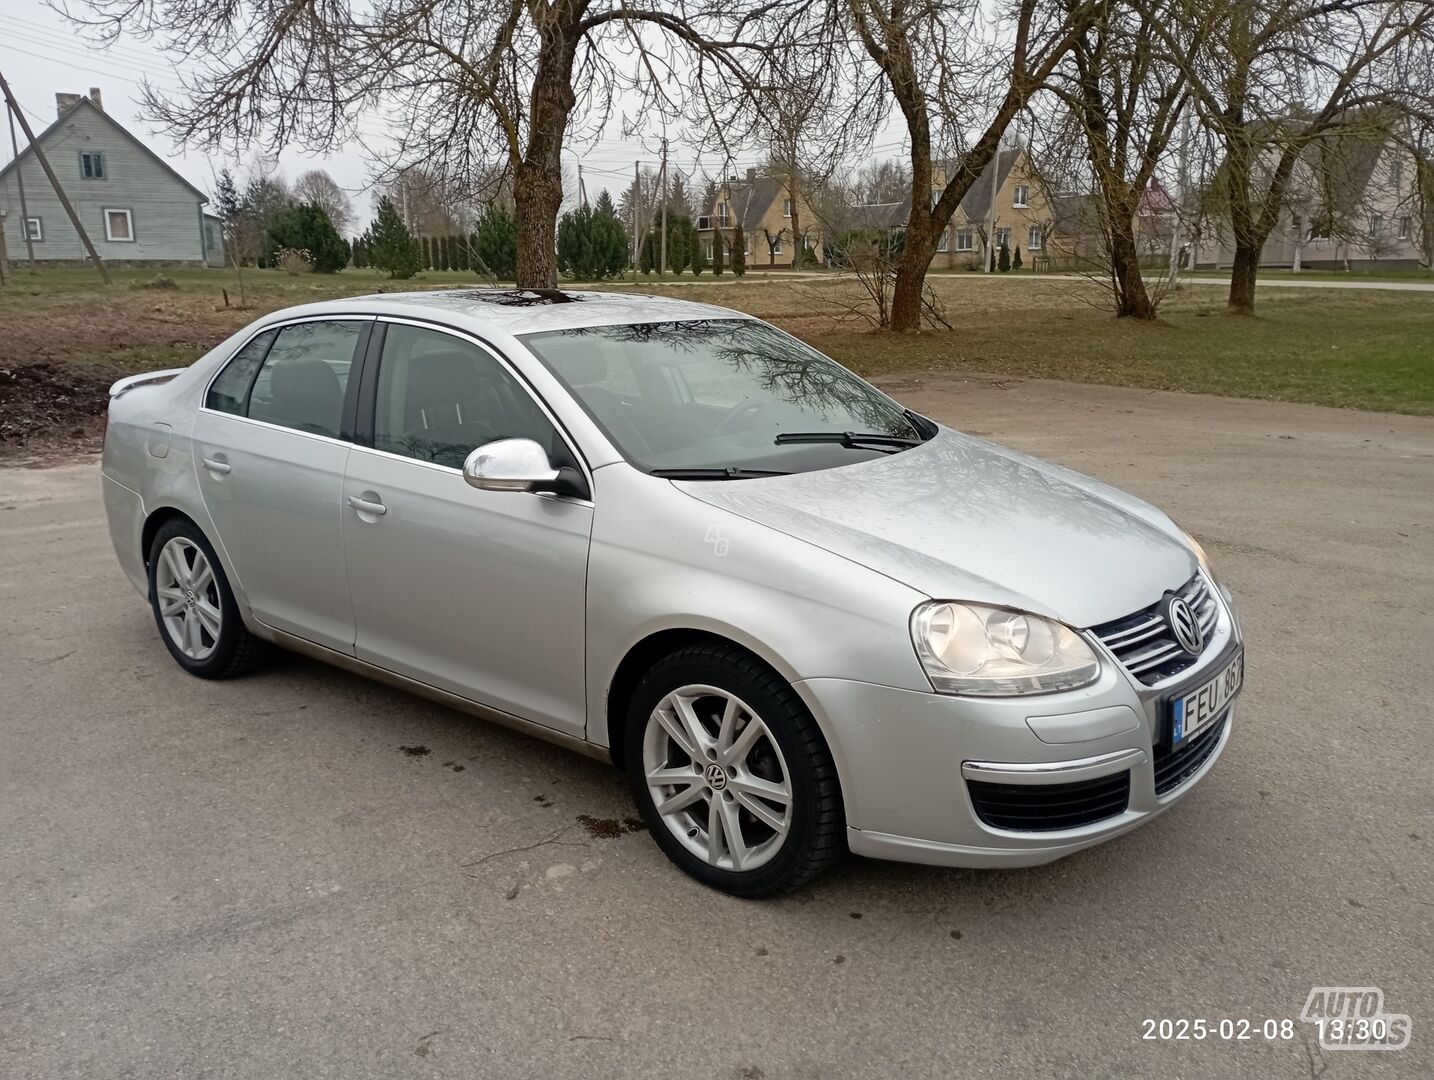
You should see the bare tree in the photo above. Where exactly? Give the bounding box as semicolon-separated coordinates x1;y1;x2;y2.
58;0;792;288
1147;0;1434;312
1047;4;1191;317
841;0;1103;330
851;159;912;206
292;169;354;234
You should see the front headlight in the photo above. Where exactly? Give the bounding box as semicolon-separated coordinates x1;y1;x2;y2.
910;601;1101;696
1179;527;1213;576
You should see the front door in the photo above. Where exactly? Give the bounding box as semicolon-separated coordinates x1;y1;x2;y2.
340;321;593;737
193;318;369;651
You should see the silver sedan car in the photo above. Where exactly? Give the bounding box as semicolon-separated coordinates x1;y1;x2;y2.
103;289;1244;896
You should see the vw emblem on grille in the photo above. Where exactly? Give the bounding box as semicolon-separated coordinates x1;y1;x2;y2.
1165;595;1204;655
704;763;729;790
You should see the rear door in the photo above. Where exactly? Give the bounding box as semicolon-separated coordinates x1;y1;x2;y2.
340;320;593;737
193;318;371;651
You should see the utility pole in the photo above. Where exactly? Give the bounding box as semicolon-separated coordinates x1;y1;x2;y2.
6;99;35;267
632;160;641;272
576;160;587;208
1168;108;1193;288
986;142;1000;273
659;137;669;277
0;70;110;284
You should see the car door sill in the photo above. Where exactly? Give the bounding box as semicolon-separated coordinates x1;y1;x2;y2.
256;623;611;765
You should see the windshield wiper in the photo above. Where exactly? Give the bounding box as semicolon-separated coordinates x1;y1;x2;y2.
774;431;924;450
651;467;791;480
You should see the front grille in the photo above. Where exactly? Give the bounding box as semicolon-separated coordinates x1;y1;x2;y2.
1090;573;1219;685
1154;712;1228;795
967;771;1130;832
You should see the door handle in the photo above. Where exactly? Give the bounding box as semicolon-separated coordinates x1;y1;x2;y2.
347;494;388;517
201;455;231;475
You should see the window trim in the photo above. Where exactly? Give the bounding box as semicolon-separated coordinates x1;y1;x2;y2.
782;198;791;218
955;229;973;252
1027;225;1043;251
1013;185;1030;208
103;207;135;242
23;216;43;242
80;151;105;180
199;315;378;446
352;316;594;498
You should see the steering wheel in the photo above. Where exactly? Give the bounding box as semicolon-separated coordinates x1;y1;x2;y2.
714;398;769;436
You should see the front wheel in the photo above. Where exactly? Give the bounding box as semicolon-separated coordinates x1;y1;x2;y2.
625;643;844;897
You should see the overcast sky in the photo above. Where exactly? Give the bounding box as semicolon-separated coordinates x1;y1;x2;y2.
1;0;914;225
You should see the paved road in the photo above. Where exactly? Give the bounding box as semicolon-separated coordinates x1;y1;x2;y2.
2;377;1431;1079
1178;275;1434;292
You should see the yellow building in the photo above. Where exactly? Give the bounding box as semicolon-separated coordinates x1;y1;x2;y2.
697;169;824;269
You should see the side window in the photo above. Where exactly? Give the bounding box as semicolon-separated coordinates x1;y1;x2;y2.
247;321;363;438
373;324;559;469
206;330;276;414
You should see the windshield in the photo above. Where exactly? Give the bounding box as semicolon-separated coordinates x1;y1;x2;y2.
521;319;925;475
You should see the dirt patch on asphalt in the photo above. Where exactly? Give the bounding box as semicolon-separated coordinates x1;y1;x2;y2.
0;361;125;461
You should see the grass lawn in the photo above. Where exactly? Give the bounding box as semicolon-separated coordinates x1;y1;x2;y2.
2;264;1432;419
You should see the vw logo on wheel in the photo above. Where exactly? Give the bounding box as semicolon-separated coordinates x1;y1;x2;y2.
704;763;729;790
1165;595;1204;655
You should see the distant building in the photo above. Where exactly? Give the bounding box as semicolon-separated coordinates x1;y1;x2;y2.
0;88;222;266
696;168;825;269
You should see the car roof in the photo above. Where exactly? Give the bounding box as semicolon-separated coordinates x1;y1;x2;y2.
275;288;754;337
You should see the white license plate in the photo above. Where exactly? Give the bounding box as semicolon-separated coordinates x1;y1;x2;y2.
1171;649;1243;745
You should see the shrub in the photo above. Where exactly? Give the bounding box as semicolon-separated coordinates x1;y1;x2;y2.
998;240;1011;272
473;208;518;281
1013;244;1023;271
267;202;348;272
731;225;747;276
276;247;314;274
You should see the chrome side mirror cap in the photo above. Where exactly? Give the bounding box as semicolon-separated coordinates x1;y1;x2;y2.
463;438;560;492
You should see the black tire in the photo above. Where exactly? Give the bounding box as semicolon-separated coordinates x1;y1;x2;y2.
147;516;268;679
625;642;844;897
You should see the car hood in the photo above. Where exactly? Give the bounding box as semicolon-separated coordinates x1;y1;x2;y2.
674;429;1196;628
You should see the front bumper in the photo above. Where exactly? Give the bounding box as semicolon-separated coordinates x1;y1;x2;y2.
794;582;1242;869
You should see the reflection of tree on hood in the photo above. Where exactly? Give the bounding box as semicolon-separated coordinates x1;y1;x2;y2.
556;319;911;434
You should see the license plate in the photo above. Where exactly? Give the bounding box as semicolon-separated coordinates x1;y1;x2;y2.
1170;649;1243;745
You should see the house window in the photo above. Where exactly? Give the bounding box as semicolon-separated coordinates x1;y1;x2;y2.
81;152;105;179
1390;158;1403;189
782;198;791;218
772;237;783;255
955;230;973;252
1028;225;1043;250
23;217;43;241
995;227;1011;247
1013;185;1029;208
704;240;713;260
717;203;729;225
937;229;949;252
1369;214;1383;239
104;208;134;242
1397;217;1411;240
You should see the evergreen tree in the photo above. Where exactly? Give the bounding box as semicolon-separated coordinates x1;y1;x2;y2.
1012;244;1023;271
267;202;349;272
558;204;597;279
998;239;1011;272
474;208;518;280
731;225;747;276
352;231;370;268
712;230;724;275
368;197;421;279
214;169;242;231
591;191;629;277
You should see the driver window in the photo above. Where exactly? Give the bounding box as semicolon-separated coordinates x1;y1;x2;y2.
373;324;559;469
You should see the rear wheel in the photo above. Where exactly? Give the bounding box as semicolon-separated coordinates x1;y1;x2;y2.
626;643;844;897
147;517;266;679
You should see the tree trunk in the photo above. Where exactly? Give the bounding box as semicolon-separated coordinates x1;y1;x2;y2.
1107;214;1155;319
890;230;935;332
1228;240;1261;314
514;162;563;288
514;6;580;289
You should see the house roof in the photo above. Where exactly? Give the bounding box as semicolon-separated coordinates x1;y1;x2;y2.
714;174;785;226
850;146;1026;229
0;96;208;203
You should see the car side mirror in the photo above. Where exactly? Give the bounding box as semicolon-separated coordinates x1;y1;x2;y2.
462;438;589;499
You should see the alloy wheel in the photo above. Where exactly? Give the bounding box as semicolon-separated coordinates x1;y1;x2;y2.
154;537;222;661
642;684;794;872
